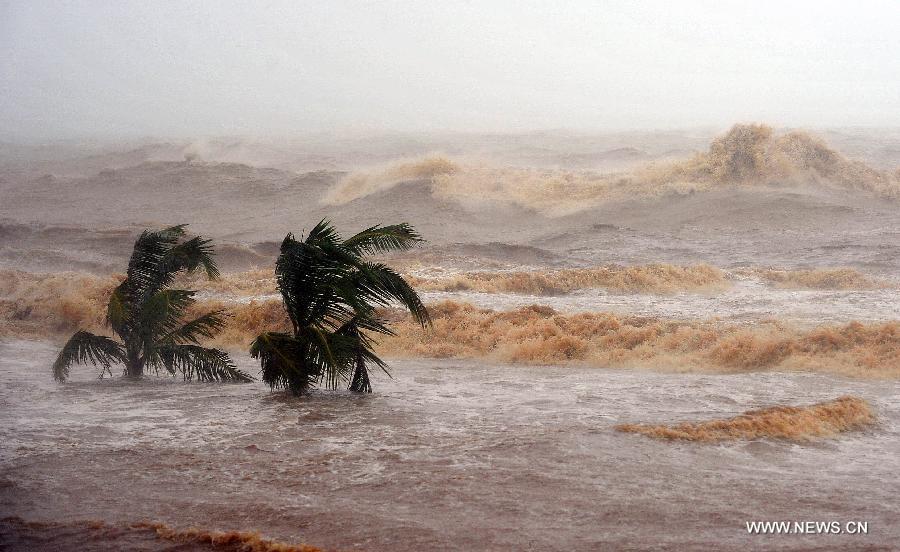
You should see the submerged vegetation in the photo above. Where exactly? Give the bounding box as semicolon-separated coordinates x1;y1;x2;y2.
250;220;430;396
52;225;250;383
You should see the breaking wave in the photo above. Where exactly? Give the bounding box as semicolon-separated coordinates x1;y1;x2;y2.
3;263;882;337
0;517;321;552
171;265;889;299
0;269;122;335
4;270;898;379
742;267;882;290
379;302;900;379
651;124;900;195
325;125;900;215
328;157;700;216
405;264;727;294
615;396;874;442
137;521;322;552
323;155;459;205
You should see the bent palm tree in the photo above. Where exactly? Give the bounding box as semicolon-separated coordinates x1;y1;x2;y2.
250;220;430;396
53;225;251;383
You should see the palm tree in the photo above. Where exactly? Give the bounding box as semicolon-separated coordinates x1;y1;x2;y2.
52;225;251;383
250;220;430;396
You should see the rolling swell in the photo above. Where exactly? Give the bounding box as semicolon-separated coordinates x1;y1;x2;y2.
325;125;900;217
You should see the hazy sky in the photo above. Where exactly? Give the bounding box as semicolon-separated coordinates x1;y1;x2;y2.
2;1;900;139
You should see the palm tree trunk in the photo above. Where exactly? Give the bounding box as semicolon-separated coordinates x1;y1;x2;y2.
125;354;144;378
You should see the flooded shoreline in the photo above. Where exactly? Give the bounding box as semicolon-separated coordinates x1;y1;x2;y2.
2;339;898;550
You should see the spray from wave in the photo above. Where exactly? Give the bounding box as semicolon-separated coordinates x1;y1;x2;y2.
615;396;874;442
0;269;122;335
324;125;900;215
650;124;899;195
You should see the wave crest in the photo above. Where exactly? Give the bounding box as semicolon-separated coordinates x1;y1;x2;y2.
649;124;899;195
744;267;881;290
0;269;121;334
3;271;897;379
135;521;322;552
323;125;900;215
615;396;874;442
406;264;727;294
323;155;459;205
380;302;900;378
0;517;321;552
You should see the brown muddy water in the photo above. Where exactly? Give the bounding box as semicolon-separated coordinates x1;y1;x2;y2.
2;339;898;551
3;126;900;550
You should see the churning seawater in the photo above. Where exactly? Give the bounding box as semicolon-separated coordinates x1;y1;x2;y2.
2;339;898;551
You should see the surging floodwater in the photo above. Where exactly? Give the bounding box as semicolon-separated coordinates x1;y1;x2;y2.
1;340;898;550
2;126;900;550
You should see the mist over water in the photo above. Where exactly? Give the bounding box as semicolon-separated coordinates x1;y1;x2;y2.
3;2;900;550
3;2;900;138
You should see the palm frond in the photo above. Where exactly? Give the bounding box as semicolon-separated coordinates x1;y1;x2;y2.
123;225;219;302
250;332;316;394
302;325;355;391
105;282;130;335
342;223;423;255
336;318;391;393
351;263;431;327
250;328;357;393
304;219;343;246
139;289;197;340
159;235;220;281
52;331;126;382
257;221;429;395
124;225;187;297
162;310;229;344
275;234;357;330
158;344;252;382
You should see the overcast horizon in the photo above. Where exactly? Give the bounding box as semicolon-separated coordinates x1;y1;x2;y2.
3;1;900;141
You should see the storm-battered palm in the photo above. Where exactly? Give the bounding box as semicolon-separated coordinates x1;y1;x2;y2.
250;220;430;396
52;225;251;383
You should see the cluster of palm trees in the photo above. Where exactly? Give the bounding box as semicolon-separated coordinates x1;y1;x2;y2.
53;220;430;396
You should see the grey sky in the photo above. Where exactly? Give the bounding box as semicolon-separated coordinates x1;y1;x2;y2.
2;0;899;139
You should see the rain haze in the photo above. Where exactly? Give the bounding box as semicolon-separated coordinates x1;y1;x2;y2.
2;2;900;552
2;1;900;139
